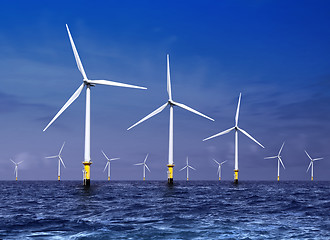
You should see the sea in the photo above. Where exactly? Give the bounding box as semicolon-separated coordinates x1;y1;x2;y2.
0;181;329;239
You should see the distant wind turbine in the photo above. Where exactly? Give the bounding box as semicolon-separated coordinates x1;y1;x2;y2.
10;159;24;181
264;142;285;181
213;159;227;181
203;93;264;183
179;157;196;181
43;24;147;186
102;150;120;181
45;142;66;181
305;150;323;181
134;154;150;180
128;54;214;184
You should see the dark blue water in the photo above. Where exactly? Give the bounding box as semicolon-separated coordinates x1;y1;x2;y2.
0;181;329;239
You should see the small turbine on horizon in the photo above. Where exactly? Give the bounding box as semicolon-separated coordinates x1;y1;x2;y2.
102;150;120;181
10;159;24;181
43;24;146;186
264;142;285;181
203;93;264;183
134;154;150;181
305;150;323;181
179;157;196;181
128;54;214;184
213;159;227;181
45;142;66;181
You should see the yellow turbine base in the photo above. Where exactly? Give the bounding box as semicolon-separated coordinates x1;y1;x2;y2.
311;176;313;181
277;176;279;181
58;176;60;181
219;177;221;181
143;177;145;181
234;169;239;183
167;164;174;184
16;177;17;181
108;177;110;181
187;178;189;181
83;161;92;186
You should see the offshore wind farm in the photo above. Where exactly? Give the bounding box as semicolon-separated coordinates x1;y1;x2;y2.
0;1;330;239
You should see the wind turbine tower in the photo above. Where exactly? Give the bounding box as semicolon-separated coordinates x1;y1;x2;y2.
10;159;24;181
128;54;214;184
43;25;146;186
102;150;119;181
203;93;264;183
179;157;196;181
134;154;150;180
305;150;323;181
213;159;227;181
45;142;66;181
264;142;285;181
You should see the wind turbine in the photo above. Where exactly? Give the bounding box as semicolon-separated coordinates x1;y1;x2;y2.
179;157;196;181
213;159;227;181
43;24;146;186
134;154;150;180
264;142;285;181
203;93;264;183
10;159;24;181
45;142;66;181
128;54;214;184
305;150;323;181
102;150;120;181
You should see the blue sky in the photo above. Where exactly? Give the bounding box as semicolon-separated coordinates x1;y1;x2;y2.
0;0;330;181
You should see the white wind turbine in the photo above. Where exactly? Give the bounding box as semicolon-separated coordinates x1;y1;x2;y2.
43;24;146;186
134;154;150;181
10;159;24;181
305;150;323;181
179;157;196;181
213;159;227;181
203;93;264;183
128;54;214;184
45;142;66;181
102;150;120;181
264;142;285;181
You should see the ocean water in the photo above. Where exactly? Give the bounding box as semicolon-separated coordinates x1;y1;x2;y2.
0;181;329;239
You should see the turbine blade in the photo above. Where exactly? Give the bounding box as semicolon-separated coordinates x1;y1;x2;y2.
103;162;109;172
220;160;227;165
172;101;214;121
189;166;196;170
264;156;277;159
43;83;85;132
66;24;87;79
17;160;24;165
306;161;312;172
278;156;285;169
127;102;168;130
179;166;187;171
134;163;144;166
203;127;235;141
144;153;149;163
313;158;323;161
88;80;146;90
145;164;151;172
45;156;58;159
278;142;285;155
235;93;242;126
10;159;16;165
59;156;66;168
213;158;220;165
101;150;110;161
59;141;66;155
110;158;120;161
238;127;265;148
304;150;313;161
167;54;172;100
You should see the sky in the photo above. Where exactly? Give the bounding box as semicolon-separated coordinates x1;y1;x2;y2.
0;0;330;181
